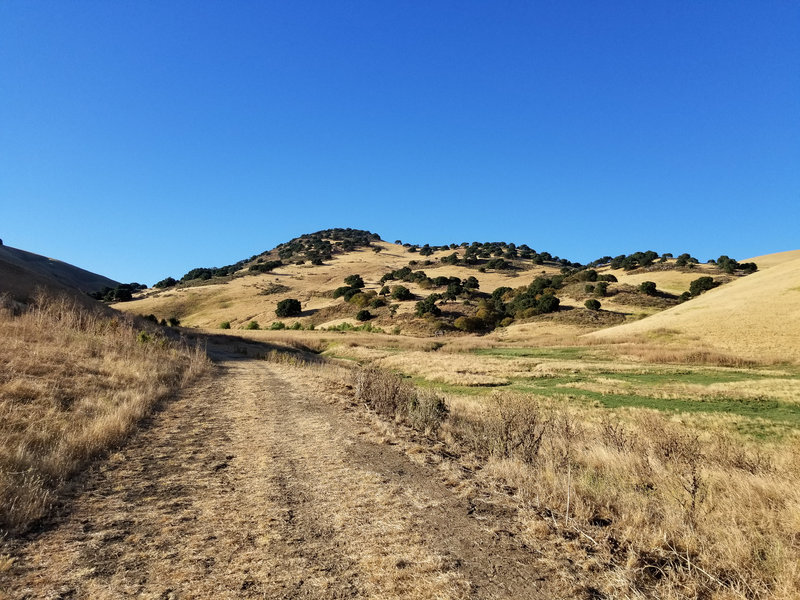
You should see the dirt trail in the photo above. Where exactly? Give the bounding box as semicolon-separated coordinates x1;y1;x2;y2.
1;350;562;599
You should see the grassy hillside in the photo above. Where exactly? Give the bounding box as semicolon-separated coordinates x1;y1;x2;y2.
116;233;753;338
588;250;800;363
0;244;119;302
0;292;208;533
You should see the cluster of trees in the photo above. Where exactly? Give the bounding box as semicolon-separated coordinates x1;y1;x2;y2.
333;274;366;301
709;255;757;274
248;259;283;273
275;228;381;263
378;267;479;298
89;283;146;302
688;276;719;297
587;251;701;271
400;240;579;268
453;276;564;332
333;275;390;311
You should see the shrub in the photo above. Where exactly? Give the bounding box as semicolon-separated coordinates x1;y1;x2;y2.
640;281;657;296
353;367;447;434
584;284;595;294
154;277;177;289
167;316;181;327
270;321;286;330
348;292;371;308
276;298;302;317
391;285;413;300
454;316;484;332
356;309;372;321
245;320;260;330
595;281;608;296
369;297;386;309
689;276;717;296
415;295;442;317
344;274;365;288
585;299;601;311
219;321;231;329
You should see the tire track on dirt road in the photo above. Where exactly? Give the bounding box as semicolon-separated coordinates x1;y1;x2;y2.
1;350;560;599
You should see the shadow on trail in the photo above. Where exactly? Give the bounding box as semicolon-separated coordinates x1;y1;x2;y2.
182;331;332;366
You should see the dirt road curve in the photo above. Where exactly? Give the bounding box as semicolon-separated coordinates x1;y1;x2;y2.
2;351;562;599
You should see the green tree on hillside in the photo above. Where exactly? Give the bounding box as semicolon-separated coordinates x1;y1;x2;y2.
276;298;302;317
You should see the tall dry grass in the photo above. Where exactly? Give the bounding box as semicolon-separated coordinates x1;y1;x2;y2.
0;292;209;534
352;365;800;599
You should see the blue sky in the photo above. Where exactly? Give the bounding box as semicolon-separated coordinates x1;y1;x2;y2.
2;1;798;285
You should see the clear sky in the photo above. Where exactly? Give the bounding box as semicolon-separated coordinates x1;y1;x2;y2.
2;1;798;285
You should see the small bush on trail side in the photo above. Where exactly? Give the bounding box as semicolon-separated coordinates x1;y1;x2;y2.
219;321;231;329
353;367;447;435
245;321;260;330
356;309;372;321
584;299;601;311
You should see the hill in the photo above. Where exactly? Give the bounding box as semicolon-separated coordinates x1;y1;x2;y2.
114;230;758;337
0;244;119;302
588;249;800;362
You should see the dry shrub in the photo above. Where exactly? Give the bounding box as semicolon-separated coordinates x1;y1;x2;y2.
353;367;447;435
439;389;800;598
0;292;209;534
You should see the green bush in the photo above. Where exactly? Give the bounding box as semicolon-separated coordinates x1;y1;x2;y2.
640;281;657;296
595;282;608;296
245;320;260;330
344;274;365;288
356;309;372;321
276;298;302;317
391;285;413;301
689;276;717;296
270;321;286;330
154;277;177;289
219;321;231;329
415;295;442;317
585;299;601;311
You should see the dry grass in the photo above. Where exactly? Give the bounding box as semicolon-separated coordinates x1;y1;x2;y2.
589;251;800;364
343;363;800;599
0;292;209;534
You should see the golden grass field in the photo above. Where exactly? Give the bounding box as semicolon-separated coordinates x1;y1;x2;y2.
590;250;800;363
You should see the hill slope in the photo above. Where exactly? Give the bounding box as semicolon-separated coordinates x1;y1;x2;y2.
0;244;119;301
588;250;800;362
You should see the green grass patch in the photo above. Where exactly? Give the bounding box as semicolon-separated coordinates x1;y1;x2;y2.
510;380;800;439
603;370;772;386
472;346;594;360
